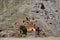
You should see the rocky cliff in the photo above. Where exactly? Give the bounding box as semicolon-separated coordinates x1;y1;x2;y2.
0;0;60;37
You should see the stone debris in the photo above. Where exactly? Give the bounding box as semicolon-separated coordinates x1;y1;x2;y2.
0;0;60;37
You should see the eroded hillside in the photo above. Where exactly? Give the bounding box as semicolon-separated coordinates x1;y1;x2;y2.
0;0;60;37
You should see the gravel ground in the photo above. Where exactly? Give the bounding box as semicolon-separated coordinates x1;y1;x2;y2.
0;37;60;40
